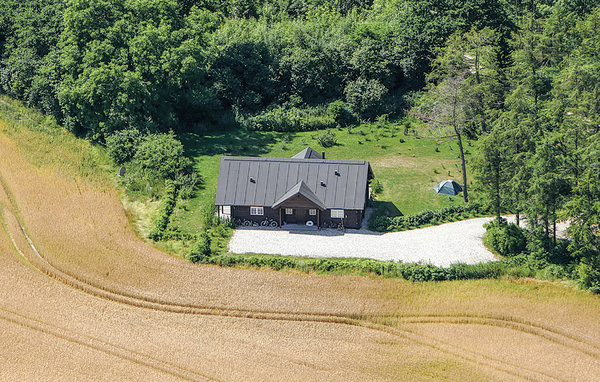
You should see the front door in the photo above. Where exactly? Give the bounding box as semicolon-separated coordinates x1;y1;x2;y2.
284;208;297;224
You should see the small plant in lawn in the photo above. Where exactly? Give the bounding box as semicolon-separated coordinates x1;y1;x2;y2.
316;130;338;148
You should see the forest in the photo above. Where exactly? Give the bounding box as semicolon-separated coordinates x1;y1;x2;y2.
2;0;600;291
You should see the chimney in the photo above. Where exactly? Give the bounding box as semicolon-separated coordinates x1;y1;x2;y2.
321;151;325;159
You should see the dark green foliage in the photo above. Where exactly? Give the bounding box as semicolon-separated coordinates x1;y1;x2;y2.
134;133;190;179
187;230;212;263
370;203;486;232
344;78;387;120
576;258;600;293
105;129;142;164
483;220;527;257
326;100;357;127
0;0;524;140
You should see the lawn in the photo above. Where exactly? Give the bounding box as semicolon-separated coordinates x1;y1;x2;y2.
171;122;471;236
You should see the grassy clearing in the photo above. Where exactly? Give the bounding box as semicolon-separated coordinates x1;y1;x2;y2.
174;122;469;237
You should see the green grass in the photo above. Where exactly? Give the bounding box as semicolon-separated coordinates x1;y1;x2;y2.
0;96;115;187
172;122;470;236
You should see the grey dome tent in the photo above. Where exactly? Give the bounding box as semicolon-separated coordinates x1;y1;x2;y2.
433;180;463;196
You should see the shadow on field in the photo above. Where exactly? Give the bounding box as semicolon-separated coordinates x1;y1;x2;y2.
180;130;295;158
371;200;402;217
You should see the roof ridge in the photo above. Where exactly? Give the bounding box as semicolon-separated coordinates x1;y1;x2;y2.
222;156;368;165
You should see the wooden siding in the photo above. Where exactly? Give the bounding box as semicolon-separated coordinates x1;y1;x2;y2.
228;206;364;229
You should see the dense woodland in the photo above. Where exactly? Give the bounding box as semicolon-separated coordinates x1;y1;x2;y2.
2;0;600;290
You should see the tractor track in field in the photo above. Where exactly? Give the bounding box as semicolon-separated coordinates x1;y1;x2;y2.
0;306;216;382
0;212;585;382
0;166;596;382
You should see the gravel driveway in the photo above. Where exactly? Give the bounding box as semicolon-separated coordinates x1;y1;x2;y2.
229;216;506;267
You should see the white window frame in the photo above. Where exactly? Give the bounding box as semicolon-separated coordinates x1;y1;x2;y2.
331;209;344;219
309;209;317;216
250;206;264;215
285;208;294;215
222;206;231;215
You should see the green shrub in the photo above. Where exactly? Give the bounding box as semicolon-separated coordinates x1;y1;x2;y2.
316;130;338;148
148;180;178;241
176;172;201;199
241;106;336;132
134;132;190;179
187;231;212;263
105;129;142;164
344;78;388;120
371;179;383;195
577;258;600;293
370;203;486;232
484;220;527;257
201;204;217;228
326;100;358;127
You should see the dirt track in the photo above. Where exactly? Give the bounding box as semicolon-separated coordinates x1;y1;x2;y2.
2;129;600;381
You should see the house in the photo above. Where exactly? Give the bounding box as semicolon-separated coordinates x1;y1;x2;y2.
214;147;374;229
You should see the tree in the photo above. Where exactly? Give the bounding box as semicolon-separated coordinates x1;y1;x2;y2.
133;132;190;179
416;66;474;203
526;135;570;248
473;127;508;222
344;77;387;120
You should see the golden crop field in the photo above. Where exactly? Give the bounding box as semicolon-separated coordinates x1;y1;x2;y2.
1;115;600;381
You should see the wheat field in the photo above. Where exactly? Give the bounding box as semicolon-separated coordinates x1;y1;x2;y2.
1;119;600;381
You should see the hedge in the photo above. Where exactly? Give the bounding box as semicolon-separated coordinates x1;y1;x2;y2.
369;203;487;232
194;253;505;282
148;180;178;241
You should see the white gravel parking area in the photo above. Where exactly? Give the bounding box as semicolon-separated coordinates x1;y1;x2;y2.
229;216;508;267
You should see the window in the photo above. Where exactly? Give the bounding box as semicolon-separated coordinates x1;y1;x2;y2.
309;209;317;216
285;208;293;215
222;206;231;215
331;209;344;219
250;206;264;215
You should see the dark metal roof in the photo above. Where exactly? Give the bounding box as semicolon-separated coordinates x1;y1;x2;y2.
292;147;323;159
272;180;326;209
215;156;374;210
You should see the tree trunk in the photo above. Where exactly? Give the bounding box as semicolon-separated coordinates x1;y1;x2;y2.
516;211;520;226
455;128;469;203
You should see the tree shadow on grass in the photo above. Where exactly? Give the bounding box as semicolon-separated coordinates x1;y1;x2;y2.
180;129;295;158
371;200;403;217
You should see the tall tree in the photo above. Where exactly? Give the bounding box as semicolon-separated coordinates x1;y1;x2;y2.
526;135;570;248
473;127;508;222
